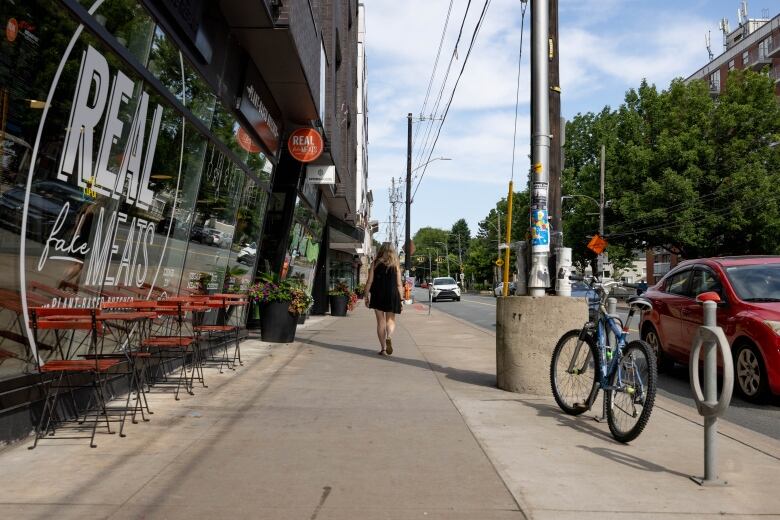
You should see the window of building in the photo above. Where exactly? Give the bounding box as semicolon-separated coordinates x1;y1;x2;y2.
742;50;750;65
0;0;275;381
728;59;735;71
709;70;720;92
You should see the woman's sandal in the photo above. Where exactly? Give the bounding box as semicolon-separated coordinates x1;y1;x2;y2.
377;349;386;355
385;337;393;355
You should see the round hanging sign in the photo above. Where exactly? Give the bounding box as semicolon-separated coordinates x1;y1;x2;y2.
287;128;324;163
6;18;18;42
236;126;261;153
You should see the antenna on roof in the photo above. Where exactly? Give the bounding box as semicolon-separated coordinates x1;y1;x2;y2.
719;17;730;49
705;31;714;61
738;1;748;25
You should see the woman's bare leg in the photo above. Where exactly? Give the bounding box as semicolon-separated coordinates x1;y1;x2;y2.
385;312;396;340
374;309;387;352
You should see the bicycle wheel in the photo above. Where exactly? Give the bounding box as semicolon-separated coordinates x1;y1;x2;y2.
551;329;599;415
606;339;657;443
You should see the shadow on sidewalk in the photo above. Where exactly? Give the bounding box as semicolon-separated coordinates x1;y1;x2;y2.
577;445;691;480
302;338;496;389
516;398;617;444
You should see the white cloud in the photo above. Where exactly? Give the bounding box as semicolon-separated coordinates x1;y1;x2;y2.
364;0;759;237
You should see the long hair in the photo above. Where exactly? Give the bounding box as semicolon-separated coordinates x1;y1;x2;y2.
375;242;399;268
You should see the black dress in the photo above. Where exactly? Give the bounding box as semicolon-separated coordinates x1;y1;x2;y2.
369;263;402;314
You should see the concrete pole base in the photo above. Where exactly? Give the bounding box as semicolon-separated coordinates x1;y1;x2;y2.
496;296;588;395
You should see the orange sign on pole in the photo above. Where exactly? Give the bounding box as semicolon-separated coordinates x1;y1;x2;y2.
587;234;608;255
287;128;324;163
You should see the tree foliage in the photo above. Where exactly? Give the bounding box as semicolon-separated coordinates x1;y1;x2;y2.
562;70;780;262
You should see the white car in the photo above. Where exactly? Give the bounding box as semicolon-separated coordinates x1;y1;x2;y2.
430;277;461;302
237;243;257;265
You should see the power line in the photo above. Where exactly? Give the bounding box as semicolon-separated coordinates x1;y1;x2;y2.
412;0;456;153
413;0;474;170
510;0;528;182
412;0;493;202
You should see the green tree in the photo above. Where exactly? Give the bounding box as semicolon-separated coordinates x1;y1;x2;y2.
562;69;780;264
449;219;472;267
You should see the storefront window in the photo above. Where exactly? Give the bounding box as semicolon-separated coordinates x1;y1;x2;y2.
224;177;268;292
0;0;275;382
283;197;323;293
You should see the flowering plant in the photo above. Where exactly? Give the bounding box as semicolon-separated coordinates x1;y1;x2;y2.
328;281;358;311
250;274;312;315
354;283;366;298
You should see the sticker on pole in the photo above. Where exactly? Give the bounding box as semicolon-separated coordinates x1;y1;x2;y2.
587;234;608;255
531;209;549;247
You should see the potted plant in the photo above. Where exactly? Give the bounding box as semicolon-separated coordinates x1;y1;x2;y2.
328;281;354;317
250;275;310;342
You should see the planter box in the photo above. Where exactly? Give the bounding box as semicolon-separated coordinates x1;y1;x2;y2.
329;295;348;316
247;301;262;329
259;301;298;343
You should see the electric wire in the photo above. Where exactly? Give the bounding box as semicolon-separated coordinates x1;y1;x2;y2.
412;0;492;202
412;0;456;153
510;0;528;182
413;0;474;171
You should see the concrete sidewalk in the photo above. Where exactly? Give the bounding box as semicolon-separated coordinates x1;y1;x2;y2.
0;304;778;519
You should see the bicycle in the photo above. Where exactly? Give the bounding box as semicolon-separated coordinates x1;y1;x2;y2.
550;276;658;442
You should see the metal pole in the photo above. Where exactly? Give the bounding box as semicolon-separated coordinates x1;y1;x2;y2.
528;0;551;296
405;112;412;274
502;181;514;296
598;144;605;279
548;0;562;242
703;300;718;482
497;210;501;283
599;144;605;238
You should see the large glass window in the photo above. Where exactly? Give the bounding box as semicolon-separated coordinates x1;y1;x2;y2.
0;0;275;382
283;197;323;293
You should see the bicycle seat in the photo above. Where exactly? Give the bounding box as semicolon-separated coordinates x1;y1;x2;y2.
628;295;652;311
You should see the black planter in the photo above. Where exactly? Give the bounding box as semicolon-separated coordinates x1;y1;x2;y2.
329;295;348;316
297;313;307;325
246;301;262;330
260;301;298;343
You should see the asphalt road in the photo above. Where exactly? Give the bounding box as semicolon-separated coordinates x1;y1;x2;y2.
414;287;780;441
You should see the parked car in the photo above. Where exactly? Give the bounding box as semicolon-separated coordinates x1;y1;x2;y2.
237;242;257;265
420;281;429;289
493;282;516;297
639;256;780;402
430;277;461;302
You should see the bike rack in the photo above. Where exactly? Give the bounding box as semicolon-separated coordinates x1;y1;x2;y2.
689;292;734;487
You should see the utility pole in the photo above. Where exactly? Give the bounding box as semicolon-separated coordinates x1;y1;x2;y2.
528;0;551;297
404;112;413;274
599;144;605;238
548;0;562;244
598;144;605;279
497;210;502;283
389;177;402;250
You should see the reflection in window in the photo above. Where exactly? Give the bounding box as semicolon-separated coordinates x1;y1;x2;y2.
181;143;243;295
283;198;323;294
225;178;268;292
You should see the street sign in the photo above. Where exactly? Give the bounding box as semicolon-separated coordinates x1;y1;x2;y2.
587;234;608;255
495;258;504;267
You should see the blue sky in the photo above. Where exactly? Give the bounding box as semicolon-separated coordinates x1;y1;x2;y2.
364;0;779;244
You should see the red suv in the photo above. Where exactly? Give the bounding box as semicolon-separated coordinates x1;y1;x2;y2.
640;256;780;402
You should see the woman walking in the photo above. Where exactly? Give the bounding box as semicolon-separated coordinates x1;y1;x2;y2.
364;243;403;355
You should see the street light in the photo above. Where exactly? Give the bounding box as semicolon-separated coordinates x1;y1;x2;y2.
411;156;451;174
436;241;450;277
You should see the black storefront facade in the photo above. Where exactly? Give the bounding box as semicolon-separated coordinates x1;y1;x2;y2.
0;0;361;443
